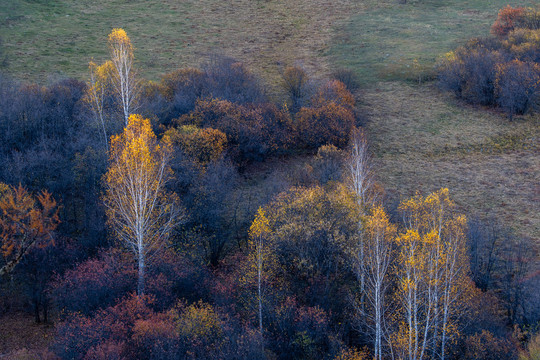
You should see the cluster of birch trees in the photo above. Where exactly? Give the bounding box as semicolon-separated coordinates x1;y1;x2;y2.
247;130;474;360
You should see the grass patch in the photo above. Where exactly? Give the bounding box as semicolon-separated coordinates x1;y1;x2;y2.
328;0;535;85
0;0;359;89
362;81;540;241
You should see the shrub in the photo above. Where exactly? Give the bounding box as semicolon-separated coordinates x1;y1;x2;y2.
295;101;355;149
204;55;266;104
495;60;540;117
313;80;355;109
312;145;345;184
462;330;518;360
461;49;503;105
50;249;136;316
52;294;156;360
160;68;207;120
131;314;180;360
504;29;540;62
51;249;198;315
333;347;369;360
282;66;311;112
517;7;540;31
491;5;525;38
270;297;333;359
165;125;227;166
438;48;503;105
180;98;293;162
332;68;360;92
171;300;225;359
158;58;265;123
138;80;170;124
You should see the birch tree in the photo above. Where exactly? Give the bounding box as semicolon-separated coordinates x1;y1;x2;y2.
347;128;376;314
103;114;180;295
85;60;114;148
243;206;278;352
392;189;470;360
108;28;139;125
362;206;396;360
248;207;273;335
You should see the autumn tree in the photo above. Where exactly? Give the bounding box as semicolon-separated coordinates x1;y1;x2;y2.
180;98;293;163
495;60;540;118
108;28;139;125
282;66;310;112
392;189;471;360
346;128;379;323
165;125;227;166
295;102;355;149
246;207;276;338
348;129;375;209
359;206;396;360
263;185;357;315
85;60;115;148
0;183;60;276
103;114;181;295
295;80;356;150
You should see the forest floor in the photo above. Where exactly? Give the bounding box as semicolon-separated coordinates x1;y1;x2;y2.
0;313;53;358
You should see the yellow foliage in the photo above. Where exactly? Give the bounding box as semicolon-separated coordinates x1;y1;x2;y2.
172;300;223;341
392;188;472;359
108;28;133;53
103;114;179;282
333;347;369;360
164;125;227;166
249;207;271;239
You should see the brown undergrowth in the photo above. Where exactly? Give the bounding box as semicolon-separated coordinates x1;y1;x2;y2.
0;312;53;358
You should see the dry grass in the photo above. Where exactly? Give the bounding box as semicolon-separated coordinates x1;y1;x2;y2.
0;0;360;91
362;82;540;242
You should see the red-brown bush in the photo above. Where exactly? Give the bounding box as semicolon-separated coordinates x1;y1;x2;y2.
491;5;525;38
295;101;355;149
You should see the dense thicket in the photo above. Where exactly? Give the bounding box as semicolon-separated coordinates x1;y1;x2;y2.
438;5;540;118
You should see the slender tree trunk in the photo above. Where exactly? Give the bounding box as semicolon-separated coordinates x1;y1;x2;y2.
375;283;381;360
138;250;145;295
256;236;265;354
441;305;449;360
258;264;263;334
34;300;41;324
99;112;108;149
43;299;48;324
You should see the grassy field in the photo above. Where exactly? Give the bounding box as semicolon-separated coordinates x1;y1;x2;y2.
359;82;540;241
328;0;535;84
0;0;359;88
